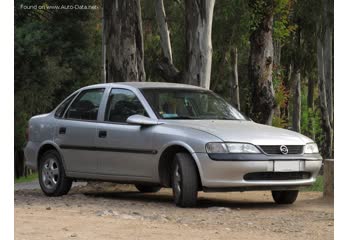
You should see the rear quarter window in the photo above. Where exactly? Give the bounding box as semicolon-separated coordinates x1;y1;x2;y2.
54;93;78;118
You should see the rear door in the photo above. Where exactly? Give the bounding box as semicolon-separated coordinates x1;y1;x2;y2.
94;88;157;179
54;88;105;174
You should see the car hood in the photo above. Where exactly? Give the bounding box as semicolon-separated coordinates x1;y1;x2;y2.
162;120;313;145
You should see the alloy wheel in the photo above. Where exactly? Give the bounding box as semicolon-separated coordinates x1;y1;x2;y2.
173;163;182;201
41;158;59;190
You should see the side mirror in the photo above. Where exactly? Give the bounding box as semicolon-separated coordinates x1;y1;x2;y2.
126;115;161;126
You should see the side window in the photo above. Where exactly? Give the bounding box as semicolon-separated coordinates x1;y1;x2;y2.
65;88;104;121
55;93;78;118
105;88;147;123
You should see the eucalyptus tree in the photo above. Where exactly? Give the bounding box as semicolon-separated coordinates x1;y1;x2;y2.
290;19;302;133
153;0;216;89
103;0;146;82
316;0;333;158
294;0;334;157
155;0;173;63
153;0;182;83
248;0;277;124
184;0;216;89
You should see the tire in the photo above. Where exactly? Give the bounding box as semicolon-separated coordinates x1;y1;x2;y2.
171;152;199;207
135;184;161;193
38;150;72;196
272;190;299;204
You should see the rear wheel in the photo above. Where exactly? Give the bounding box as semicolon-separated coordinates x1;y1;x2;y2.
171;152;199;207
39;150;72;196
272;190;299;204
135;184;161;193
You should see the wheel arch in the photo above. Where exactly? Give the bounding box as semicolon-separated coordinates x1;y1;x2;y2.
37;141;65;170
158;142;203;189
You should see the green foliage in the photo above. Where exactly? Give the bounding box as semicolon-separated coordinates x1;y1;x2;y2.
248;0;271;31
14;0;333;158
272;116;287;129
272;66;289;108
300;84;324;148
273;0;296;42
143;32;162;81
248;0;290;32
302;176;324;192
210;0;252;112
272;65;289;128
15;173;38;184
15;0;101;150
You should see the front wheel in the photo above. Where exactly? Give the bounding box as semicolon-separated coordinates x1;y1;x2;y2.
171;152;199;208
272;190;299;204
39;150;72;196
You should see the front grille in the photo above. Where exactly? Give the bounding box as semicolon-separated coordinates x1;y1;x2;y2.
259;145;304;155
244;172;311;181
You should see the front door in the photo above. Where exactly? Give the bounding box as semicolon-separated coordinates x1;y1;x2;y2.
94;88;157;179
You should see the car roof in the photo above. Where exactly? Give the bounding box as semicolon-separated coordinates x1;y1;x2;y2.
80;82;206;91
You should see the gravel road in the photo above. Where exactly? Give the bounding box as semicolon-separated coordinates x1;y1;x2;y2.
14;180;87;191
14;183;333;240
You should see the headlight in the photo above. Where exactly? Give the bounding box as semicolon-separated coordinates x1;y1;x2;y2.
304;143;319;154
205;143;228;153
206;142;260;154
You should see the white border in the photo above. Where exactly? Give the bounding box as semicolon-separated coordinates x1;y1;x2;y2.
3;1;344;240
0;0;14;240
334;1;349;240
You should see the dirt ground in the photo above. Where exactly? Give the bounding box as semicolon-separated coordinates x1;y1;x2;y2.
14;183;333;240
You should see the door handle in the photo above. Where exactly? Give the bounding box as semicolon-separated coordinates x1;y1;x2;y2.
98;130;107;138
59;127;66;135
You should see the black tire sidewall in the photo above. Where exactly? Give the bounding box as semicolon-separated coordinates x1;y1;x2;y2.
171;152;198;207
272;190;299;204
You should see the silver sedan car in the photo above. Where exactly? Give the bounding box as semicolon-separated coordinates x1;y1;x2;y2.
24;82;322;207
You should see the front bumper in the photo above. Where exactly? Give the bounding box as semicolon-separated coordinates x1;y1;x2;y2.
193;153;322;190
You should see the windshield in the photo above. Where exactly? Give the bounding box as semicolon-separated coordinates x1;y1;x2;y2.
141;88;247;120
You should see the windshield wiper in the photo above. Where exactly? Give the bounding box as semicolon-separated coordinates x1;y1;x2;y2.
163;116;197;119
211;117;239;120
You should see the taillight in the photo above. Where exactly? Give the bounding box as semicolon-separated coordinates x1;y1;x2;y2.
25;126;29;142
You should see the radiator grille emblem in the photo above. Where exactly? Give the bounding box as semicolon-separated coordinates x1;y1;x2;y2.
280;145;289;154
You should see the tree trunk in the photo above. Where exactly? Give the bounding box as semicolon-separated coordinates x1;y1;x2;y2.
104;0;145;82
291;68;301;132
324;27;333;127
285;64;293;122
14;150;25;179
155;58;182;82
307;76;315;139
248;8;275;125
229;47;240;110
101;0;106;83
317;37;333;158
155;0;173;63
210;49;227;91
184;0;215;89
154;0;181;82
316;0;333;158
273;39;281;66
291;26;301;133
272;38;281;125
